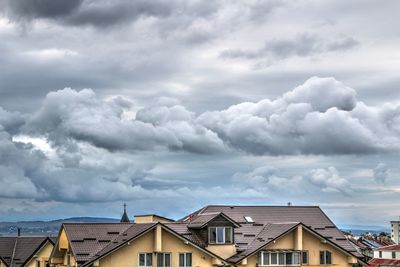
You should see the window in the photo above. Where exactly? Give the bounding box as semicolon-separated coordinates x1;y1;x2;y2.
179;253;192;267
259;251;302;266
139;253;152;267
320;251;332;265
302;251;309;265
286;253;293;265
379;251;383;258
279;253;285;265
271;253;278;265
208;227;233;244
67;254;71;266
244;216;254;223
36;261;41;267
157;253;171;267
392;252;396;259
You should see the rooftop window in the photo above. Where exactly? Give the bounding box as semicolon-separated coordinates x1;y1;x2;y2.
244;216;254;223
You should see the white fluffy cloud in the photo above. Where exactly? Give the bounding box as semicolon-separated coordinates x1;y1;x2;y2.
26;88;225;154
198;76;400;155
1;76;400;206
18;76;400;157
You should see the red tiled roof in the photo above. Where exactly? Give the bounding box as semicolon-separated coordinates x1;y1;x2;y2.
376;245;400;251
369;258;400;267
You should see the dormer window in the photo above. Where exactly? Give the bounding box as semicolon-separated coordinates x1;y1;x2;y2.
208;227;233;244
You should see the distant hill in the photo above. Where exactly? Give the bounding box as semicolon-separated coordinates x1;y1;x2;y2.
0;218;390;237
0;217;119;236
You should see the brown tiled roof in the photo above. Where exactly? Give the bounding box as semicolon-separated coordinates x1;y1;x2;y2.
164;223;208;247
186;212;240;229
63;223;133;263
0;237;16;267
179;205;362;261
0;237;51;267
88;223;157;263
63;223;157;266
369;258;400;267
375;245;400;251
228;222;299;263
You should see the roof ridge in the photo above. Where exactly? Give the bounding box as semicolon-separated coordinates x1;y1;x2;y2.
10;236;18;267
205;205;321;208
63;222;130;225
197;212;221;215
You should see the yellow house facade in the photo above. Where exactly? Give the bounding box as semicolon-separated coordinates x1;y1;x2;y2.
49;205;366;267
25;239;55;267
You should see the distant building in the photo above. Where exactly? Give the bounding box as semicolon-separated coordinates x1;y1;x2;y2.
373;245;400;259
369;245;400;267
391;221;400;244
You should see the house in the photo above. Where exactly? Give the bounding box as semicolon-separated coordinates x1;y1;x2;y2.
49;205;365;267
348;237;373;262
369;244;400;267
0;235;55;267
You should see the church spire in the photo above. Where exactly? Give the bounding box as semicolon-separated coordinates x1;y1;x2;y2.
120;203;130;223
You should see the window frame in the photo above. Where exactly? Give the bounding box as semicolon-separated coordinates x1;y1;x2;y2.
301;251;309;265
208;226;233;244
157;252;171;267
139;253;153;267
259;251;302;266
179;253;192;267
320;250;332;265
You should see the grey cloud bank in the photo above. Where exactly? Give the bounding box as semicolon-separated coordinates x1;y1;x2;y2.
0;77;399;218
0;0;400;225
19;77;400;156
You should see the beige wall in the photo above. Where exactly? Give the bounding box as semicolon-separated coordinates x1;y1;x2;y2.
98;227;217;267
242;226;357;267
26;241;54;267
51;228;77;267
206;244;236;260
134;216;173;224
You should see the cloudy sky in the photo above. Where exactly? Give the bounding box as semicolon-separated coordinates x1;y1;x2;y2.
0;0;400;228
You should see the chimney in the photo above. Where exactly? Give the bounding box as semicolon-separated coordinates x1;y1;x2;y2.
17;228;21;236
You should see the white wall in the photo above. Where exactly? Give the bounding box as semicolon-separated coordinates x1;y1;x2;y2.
374;250;400;259
391;221;400;244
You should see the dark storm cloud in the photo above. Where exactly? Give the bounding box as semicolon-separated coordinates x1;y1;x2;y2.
62;0;176;28
0;0;221;28
1;0;83;20
220;33;359;62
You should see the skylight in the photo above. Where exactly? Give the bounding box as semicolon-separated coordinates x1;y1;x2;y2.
244;216;254;223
